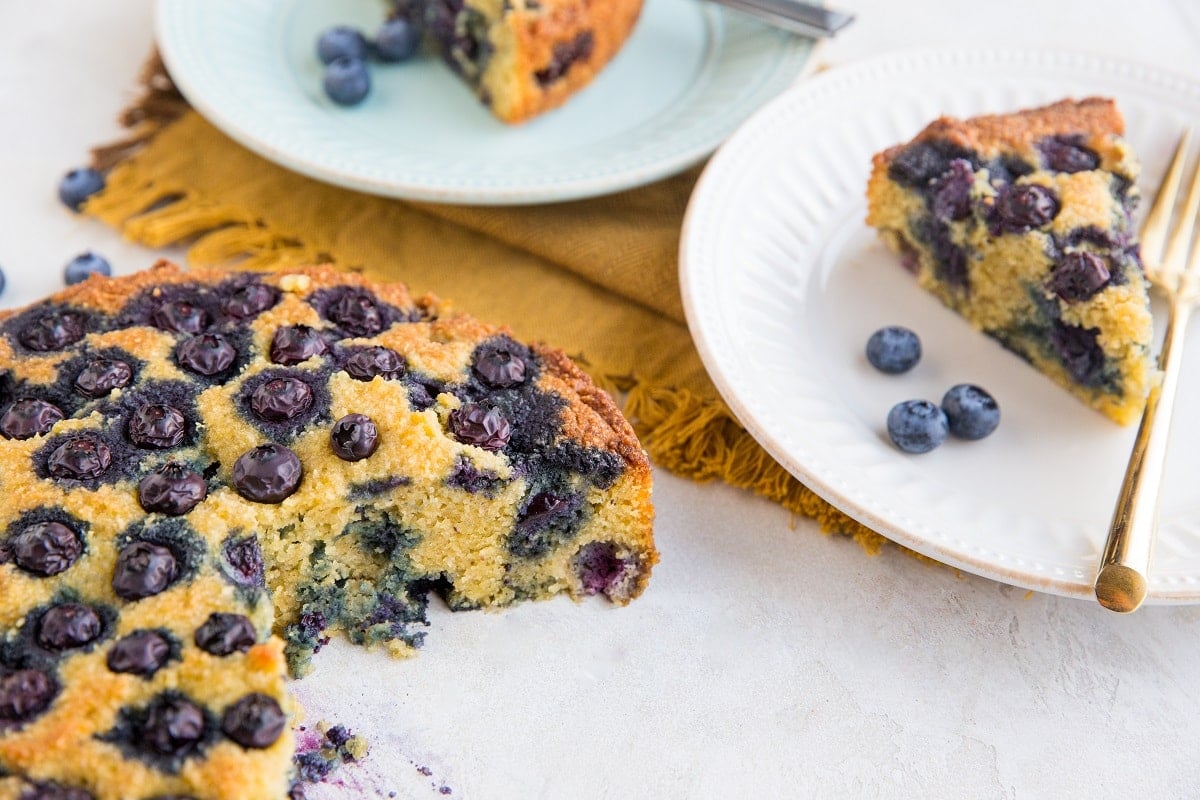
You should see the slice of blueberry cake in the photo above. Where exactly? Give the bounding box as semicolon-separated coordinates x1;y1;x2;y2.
406;0;643;123
866;98;1154;425
0;263;655;799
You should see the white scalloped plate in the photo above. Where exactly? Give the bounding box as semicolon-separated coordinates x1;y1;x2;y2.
154;0;815;205
681;49;1200;603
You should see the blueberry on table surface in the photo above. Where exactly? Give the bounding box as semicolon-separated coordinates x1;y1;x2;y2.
375;17;421;62
317;26;369;65
324;56;371;107
64;251;112;286
866;326;921;374
58;167;106;211
886;399;948;454
941;384;1000;440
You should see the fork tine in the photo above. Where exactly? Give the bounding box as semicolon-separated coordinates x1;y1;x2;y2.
1163;133;1200;283
1141;129;1193;271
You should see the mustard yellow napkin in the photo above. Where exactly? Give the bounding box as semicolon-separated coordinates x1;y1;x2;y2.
86;57;886;553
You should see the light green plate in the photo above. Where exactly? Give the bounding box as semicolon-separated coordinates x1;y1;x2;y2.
155;0;816;205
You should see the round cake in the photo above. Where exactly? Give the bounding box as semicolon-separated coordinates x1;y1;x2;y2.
0;262;656;799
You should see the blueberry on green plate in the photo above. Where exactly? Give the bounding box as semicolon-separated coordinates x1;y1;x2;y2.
866;326;921;374
64;251;112;285
317;26;369;65
942;384;1000;440
324;57;371;106
375;17;421;63
886;399;948;454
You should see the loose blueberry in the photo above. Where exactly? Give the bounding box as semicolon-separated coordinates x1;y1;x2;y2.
0;266;6;297
1050;252;1111;301
152;300;211;335
941;384;1000;440
10;521;83;577
449;404;511;451
222;693;286;749
0;669;56;721
176;334;237;377
128;403;186;449
330;413;379;461
107;630;172;676
232;443;303;504
866;326;922;374
194;613;257;657
223;283;279;319
327;290;384;336
140;694;207;756
37;603;102;650
58;167;106;211
270;325;328;365
375;17;421;62
63;251;112;286
324;57;371;107
344;346;404;380
138;462;207;516
930;159;975;221
1039;136;1100;174
250;376;314;422
886;399;949;454
1;399;64;440
47;435;112;480
992;184;1060;233
75;358;133;398
19;311;86;351
317;26;369;65
112;541;178;600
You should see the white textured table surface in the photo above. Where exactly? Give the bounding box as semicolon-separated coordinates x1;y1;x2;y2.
2;2;1200;798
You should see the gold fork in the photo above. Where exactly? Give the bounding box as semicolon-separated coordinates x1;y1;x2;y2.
1094;131;1200;613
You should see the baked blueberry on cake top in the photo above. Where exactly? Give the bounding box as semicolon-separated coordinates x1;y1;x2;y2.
405;0;643;123
866;98;1154;425
0;263;656;799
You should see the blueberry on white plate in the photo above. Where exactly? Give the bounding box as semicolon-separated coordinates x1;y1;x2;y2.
887;399;948;454
866;326;921;374
942;384;1000;440
324;57;371;106
317;26;369;65
375;17;421;63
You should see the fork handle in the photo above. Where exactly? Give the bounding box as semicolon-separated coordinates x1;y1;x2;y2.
1094;301;1192;612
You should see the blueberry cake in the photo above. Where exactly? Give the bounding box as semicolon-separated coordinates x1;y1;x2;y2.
0;262;655;799
866;98;1154;425
406;0;643;123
